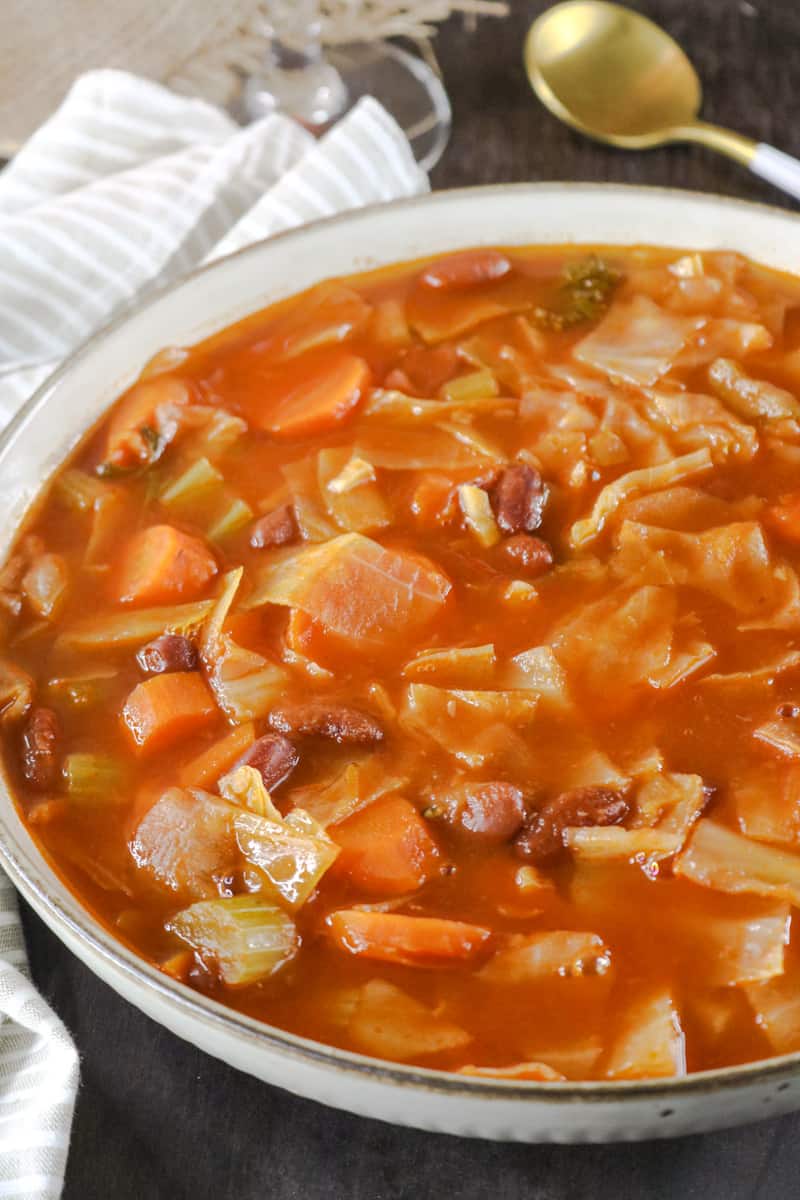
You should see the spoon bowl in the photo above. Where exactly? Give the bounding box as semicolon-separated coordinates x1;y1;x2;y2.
524;1;702;148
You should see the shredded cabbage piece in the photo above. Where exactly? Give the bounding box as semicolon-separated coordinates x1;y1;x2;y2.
283;459;338;542
633;772;707;850
356;427;493;470
56;600;214;651
648;622;716;690
614;520;800;627
744;973;800;1054
402;643;496;685
167;895;298;986
480;931;610;984
569;448;713;548
754;719;800;758
604;990;686;1079
347;979;472;1060
676;819;800;905
574;295;705;386
553;585;675;705
364;388;505;422
504;647;572;710
708;357;800;422
325;455;376;494
687;907;789;988
317;447;390;533
286;760;408;829
246;533;452;648
0;660;33;723
563;826;681;862
642;388;759;463
201;568;287;721
228;767;339;908
130;788;238;898
731;762;800;847
620;485;762;531
400;683;538;768
255;281;371;361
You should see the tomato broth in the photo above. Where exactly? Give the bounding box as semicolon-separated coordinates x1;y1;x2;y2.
5;243;800;1081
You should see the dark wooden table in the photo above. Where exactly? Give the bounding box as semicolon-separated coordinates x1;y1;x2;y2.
23;1;800;1196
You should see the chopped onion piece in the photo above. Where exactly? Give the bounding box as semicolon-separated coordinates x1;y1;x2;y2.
326;455;376;494
458;484;501;548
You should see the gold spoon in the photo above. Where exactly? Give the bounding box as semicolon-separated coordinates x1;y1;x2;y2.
524;0;800;202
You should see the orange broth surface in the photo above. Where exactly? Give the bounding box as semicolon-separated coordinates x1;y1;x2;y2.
6;243;800;1081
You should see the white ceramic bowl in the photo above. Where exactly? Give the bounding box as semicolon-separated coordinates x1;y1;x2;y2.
3;184;800;1143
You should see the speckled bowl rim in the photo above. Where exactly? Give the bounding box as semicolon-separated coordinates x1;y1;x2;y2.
3;181;800;1105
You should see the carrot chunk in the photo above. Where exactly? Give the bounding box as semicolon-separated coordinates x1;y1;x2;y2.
262;353;371;439
121;672;217;755
178;721;255;788
104;378;190;467
116;525;217;605
327;909;492;966
330;795;440;894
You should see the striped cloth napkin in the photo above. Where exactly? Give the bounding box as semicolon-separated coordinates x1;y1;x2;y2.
0;69;427;1199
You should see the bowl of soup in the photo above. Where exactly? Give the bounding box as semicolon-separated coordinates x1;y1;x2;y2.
4;183;800;1142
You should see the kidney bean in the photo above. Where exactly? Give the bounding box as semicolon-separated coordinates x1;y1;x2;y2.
513;785;630;863
136;634;198;675
419;250;512;291
436;781;526;843
500;534;554;577
490;464;547;534
250;505;297;550
21;707;61;790
233;733;299;792
268;702;384;745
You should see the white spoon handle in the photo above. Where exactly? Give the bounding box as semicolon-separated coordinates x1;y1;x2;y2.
751;143;800;203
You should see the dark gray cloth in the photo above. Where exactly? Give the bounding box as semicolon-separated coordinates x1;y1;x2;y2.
23;1;800;1195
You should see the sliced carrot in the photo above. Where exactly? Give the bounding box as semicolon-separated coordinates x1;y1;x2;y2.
262;353;371;440
419;250;512;291
104;377;190;467
178;721;255;788
330;795;440;895
764;494;800;543
121;671;217;756
116;525;217;605
327;909;492;967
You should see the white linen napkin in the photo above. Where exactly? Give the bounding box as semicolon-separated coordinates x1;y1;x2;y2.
0;68;428;1199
